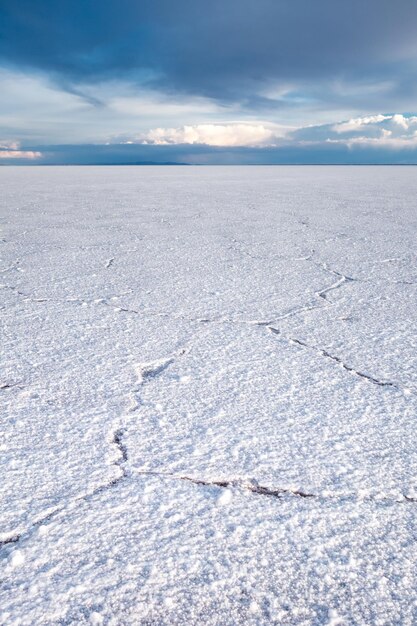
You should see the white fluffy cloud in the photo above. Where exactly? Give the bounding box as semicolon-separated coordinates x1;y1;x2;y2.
0;141;41;159
137;115;417;150
141;123;289;147
0;151;42;159
332;115;390;133
333;113;417;134
285;113;417;149
326;133;417;148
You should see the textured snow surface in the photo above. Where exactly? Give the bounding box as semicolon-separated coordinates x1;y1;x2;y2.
1;166;417;625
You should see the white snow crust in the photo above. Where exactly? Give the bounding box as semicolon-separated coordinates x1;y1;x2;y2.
1;166;417;625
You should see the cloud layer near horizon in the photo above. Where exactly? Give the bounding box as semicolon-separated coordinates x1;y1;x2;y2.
5;113;417;164
137;115;417;149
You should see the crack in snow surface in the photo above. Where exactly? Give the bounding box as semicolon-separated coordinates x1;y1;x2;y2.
0;430;129;554
3;244;415;566
131;469;417;505
267;328;413;393
272;260;356;322
288;337;399;389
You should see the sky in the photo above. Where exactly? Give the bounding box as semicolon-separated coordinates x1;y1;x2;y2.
2;0;417;164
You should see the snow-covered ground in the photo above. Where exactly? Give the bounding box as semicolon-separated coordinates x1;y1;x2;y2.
1;165;417;625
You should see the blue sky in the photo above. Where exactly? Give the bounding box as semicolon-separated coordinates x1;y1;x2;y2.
2;0;417;164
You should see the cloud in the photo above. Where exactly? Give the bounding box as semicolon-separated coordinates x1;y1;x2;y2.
7;112;417;164
326;134;417;149
322;114;417;148
140;114;417;150
332;113;417;134
0;68;230;145
2;0;417;112
0;149;41;159
17;138;417;165
0;140;19;150
3;1;417;149
332;115;390;133
391;113;417;128
140;123;289;147
0;140;41;158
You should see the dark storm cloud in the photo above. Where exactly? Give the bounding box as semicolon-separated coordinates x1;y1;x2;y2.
2;0;417;104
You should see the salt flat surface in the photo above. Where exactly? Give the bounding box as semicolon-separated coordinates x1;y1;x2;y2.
1;166;417;625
